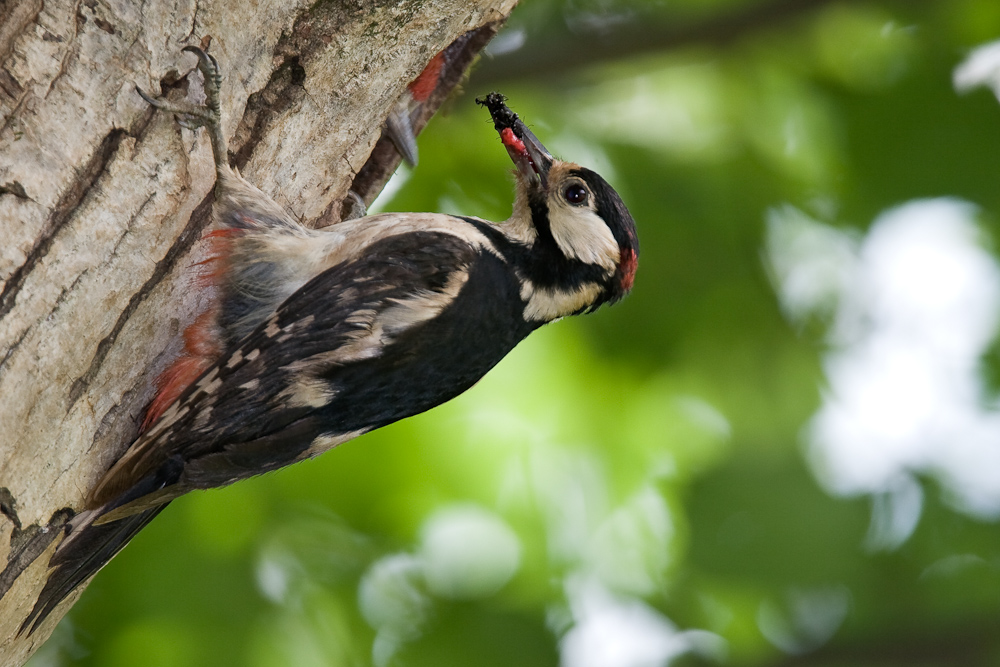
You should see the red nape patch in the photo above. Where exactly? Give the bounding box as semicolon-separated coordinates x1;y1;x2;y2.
619;248;638;292
408;51;445;103
500;127;527;156
142;308;223;431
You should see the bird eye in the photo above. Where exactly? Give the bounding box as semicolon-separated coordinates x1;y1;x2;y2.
563;184;589;206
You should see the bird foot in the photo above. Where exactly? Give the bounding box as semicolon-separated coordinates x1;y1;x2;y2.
137;46;228;168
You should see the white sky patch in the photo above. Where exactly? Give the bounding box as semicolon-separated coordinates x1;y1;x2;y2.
766;205;860;330
507;444;717;666
675;395;732;441
558;576;724;667
356;505;522;666
256;552;292;604
766;199;1000;542
508;445;673;590
358;553;430;667
367;163;412;215
485;27;526;57
865;473;923;552
587;486;674;597
548;134;618;185
572;63;734;160
419;504;521;599
435;195;469;218
525;447;610;568
954;39;1000;101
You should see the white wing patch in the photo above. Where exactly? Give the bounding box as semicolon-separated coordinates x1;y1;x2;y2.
278;269;469;394
224;213;501;339
143;403;191;439
264;316;281;338
380;269;469;335
195;367;222;394
277;376;338;409
281;308;383;370
276;314;315;343
301;429;368;459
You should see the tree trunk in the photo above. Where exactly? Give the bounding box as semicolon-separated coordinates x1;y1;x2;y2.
0;0;513;662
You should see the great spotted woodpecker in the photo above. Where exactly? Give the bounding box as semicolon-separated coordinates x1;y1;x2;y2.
383;49;445;166
21;46;638;632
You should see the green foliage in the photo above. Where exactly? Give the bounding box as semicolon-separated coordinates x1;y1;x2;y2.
35;1;1000;665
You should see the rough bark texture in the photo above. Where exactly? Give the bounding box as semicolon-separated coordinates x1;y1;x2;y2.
0;0;514;662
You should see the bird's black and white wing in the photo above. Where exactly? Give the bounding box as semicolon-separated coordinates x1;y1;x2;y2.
90;228;528;515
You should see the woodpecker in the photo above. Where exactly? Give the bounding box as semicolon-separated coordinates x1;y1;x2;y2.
383;31;482;166
20;46;638;632
383;49;445;166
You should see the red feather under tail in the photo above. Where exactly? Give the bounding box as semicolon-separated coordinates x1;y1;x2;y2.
141;228;242;431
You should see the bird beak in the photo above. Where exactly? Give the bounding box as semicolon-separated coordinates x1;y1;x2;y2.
384;96;420;167
383;51;449;167
476;92;554;189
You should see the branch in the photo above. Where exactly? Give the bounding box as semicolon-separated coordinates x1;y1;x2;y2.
473;0;935;84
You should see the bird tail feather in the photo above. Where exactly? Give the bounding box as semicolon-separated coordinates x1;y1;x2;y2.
20;505;166;635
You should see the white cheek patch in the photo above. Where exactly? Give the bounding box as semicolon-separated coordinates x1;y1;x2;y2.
520;278;603;322
547;204;619;272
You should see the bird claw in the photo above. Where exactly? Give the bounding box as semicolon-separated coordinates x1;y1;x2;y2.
136;85;215;127
182;46;221;87
136;45;222;128
137;45;229;168
181;46;222;120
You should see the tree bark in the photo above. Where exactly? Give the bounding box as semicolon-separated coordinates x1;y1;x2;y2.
0;0;514;662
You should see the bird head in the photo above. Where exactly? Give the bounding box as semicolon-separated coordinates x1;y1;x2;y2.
476;93;639;314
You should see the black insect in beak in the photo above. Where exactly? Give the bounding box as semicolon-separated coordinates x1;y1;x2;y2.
477;92;554;189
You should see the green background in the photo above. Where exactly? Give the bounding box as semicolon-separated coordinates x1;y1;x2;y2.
33;1;1000;665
